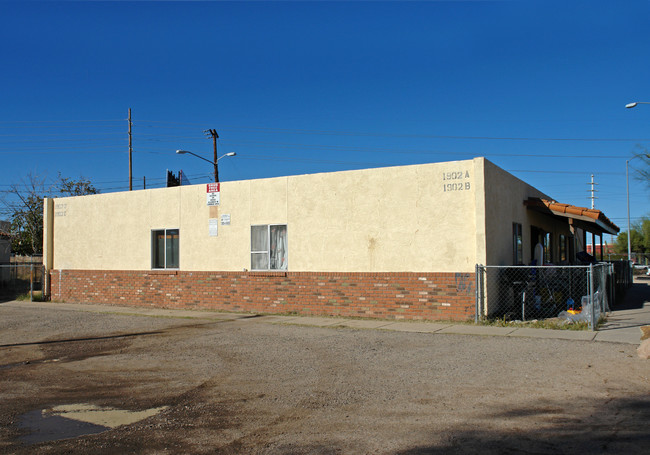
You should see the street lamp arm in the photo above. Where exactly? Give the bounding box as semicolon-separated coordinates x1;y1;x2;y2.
176;149;237;183
216;152;237;162
176;150;216;166
176;150;236;165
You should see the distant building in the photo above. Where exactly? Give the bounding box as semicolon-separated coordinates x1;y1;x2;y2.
586;243;616;258
43;158;618;321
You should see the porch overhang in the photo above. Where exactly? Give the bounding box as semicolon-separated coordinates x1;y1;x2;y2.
524;198;620;236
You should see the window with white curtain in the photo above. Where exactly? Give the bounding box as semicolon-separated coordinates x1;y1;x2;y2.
251;224;287;270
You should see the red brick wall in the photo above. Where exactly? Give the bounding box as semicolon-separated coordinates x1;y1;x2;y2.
49;269;476;321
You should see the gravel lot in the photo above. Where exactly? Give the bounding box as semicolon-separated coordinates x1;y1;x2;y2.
1;303;649;454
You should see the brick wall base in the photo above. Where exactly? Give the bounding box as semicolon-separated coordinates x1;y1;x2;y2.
49;269;476;321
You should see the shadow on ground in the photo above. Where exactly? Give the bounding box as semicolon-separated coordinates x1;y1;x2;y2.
396;395;650;455
614;278;650;311
0;294;20;303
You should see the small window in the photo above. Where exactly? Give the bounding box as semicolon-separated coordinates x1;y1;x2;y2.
251;224;287;270
513;223;523;265
152;229;179;269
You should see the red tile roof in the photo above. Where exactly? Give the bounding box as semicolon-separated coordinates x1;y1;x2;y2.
525;198;620;235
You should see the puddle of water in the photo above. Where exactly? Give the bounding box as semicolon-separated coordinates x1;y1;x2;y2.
48;403;168;428
19;409;109;444
18;403;168;444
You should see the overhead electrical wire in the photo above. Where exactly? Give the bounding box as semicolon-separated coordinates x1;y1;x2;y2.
2;119;646;201
3;118;650;142
134;120;650;143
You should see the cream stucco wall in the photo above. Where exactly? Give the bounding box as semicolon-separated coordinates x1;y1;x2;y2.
48;158;486;273
288;159;481;272
482;160;573;266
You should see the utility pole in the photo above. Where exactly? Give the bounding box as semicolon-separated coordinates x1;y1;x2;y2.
588;174;598;209
204;129;219;182
128;108;133;191
588;174;598;259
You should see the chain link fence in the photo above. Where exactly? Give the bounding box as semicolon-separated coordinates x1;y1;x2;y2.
0;263;45;301
475;263;622;330
632;253;650;266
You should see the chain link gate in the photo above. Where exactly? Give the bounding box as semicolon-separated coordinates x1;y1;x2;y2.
475;264;614;330
0;263;45;301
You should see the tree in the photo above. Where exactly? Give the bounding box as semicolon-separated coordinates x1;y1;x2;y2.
642;218;650;251
3;174;46;256
0;174;99;256
631;146;650;187
57;173;98;196
614;216;650;257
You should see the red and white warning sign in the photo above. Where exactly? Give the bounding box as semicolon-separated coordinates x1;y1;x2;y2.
206;183;220;206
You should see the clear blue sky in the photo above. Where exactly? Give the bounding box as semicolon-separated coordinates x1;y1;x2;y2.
1;1;649;244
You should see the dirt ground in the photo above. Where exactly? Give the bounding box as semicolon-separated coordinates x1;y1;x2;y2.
0;303;648;454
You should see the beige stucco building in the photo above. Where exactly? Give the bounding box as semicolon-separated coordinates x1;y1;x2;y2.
43;157;619;321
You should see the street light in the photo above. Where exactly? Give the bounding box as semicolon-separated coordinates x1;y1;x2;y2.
626;153;649;262
175;150;236;183
625;102;650;109
625;101;650;261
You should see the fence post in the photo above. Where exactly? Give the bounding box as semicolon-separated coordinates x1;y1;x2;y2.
30;263;34;302
588;263;595;331
475;264;480;323
43;265;48;301
629;260;633;288
601;265;608;313
609;262;617;311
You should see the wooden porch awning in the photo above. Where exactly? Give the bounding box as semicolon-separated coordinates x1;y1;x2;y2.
524;198;620;236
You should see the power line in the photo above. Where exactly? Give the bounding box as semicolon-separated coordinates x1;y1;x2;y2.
0;123;123;130
506;169;624;176
0;148;129;154
3;118;650;143
0;132;124;138
134;121;650;143
0;137;125;145
217;139;627;159
0;119;123;124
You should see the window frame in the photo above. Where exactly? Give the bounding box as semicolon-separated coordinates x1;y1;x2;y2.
543;232;553;264
559;234;567;262
513;223;523;265
151;228;180;270
251;224;288;271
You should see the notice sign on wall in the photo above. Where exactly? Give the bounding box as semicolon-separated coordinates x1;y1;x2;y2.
220;214;231;225
206;183;220;206
209;218;219;237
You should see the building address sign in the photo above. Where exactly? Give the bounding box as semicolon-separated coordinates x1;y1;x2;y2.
442;169;471;192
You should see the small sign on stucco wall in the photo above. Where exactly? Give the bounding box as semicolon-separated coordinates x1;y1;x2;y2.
209;218;219;237
207;183;220;206
220;214;231;225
